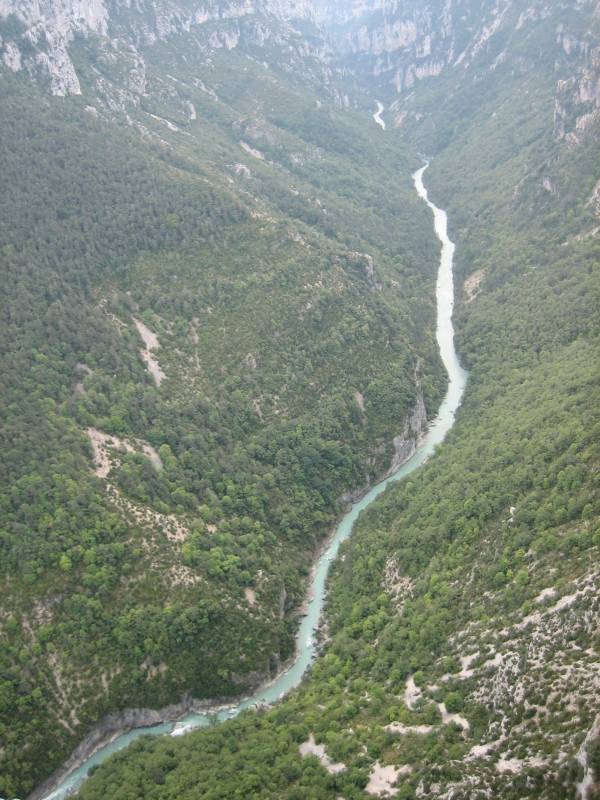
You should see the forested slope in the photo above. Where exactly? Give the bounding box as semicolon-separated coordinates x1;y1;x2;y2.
0;47;446;797
73;4;600;799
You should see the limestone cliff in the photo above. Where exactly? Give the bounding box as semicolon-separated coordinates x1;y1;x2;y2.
312;0;600;140
0;0;320;96
1;0;597;143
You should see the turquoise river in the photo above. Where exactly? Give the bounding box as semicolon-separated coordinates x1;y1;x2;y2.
39;162;468;800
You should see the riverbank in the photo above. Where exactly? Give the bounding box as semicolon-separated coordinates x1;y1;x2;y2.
30;387;432;800
34;162;467;800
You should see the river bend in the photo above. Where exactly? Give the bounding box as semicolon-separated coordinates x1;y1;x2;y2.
41;163;467;800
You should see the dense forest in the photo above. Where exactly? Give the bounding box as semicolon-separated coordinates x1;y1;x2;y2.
72;4;599;800
0;51;445;796
0;0;598;798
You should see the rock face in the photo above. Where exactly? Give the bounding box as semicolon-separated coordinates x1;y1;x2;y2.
0;0;320;97
27;697;196;800
1;0;598;142
0;0;109;94
313;0;456;92
554;19;600;142
386;378;426;476
28;661;275;800
312;0;600;140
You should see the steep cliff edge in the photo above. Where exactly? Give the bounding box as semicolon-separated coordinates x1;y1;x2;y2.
2;0;598;140
0;0;323;97
312;0;600;141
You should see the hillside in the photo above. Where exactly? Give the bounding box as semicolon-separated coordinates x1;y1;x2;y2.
71;2;599;800
0;11;446;796
0;0;599;798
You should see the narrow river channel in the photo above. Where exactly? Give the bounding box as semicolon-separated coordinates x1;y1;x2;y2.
40;162;468;800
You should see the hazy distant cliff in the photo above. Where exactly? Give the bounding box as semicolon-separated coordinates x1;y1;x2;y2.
1;0;598;139
312;0;600;140
0;0;320;95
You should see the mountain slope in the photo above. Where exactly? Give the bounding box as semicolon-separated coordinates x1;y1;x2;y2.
314;0;600;141
0;5;449;796
0;0;320;96
65;2;600;799
1;1;599;798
